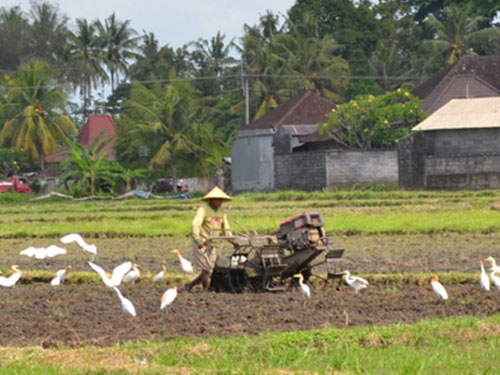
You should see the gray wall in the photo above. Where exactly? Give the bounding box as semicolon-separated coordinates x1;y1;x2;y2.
326;150;398;186
231;129;275;192
398;128;500;189
274;149;398;190
274;152;326;191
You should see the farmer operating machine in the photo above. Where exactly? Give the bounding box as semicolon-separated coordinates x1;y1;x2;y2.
209;211;344;293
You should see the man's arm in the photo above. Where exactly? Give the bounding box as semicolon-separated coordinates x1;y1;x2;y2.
192;206;206;246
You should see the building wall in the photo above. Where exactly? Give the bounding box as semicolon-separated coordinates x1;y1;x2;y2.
231;129;275;192
326;150;398;186
398;128;500;189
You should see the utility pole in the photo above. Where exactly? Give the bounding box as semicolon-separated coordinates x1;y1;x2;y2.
241;59;249;126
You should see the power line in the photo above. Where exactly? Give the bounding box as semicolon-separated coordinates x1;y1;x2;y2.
0;72;423;90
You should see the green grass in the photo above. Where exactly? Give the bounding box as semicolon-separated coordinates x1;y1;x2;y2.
1;202;500;237
1;314;499;374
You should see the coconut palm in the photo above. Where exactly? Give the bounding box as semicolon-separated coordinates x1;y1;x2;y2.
27;1;69;68
0;6;30;71
274;14;349;102
66;18;108;115
124;70;216;184
423;5;500;65
0;60;77;169
96;13;139;91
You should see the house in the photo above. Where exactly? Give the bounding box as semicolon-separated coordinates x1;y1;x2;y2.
398;97;500;189
45;114;118;168
42;114;119;190
231;90;334;192
231;90;398;192
412;55;500;115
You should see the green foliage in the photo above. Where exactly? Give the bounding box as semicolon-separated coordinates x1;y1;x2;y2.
0;147;30;177
28;178;42;194
319;89;426;149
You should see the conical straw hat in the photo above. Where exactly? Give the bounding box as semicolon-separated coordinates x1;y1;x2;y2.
201;186;232;202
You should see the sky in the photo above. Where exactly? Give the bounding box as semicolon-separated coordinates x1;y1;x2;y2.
3;0;296;49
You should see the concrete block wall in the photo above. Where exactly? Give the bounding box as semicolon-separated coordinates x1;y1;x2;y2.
425;155;500;189
274;152;326;191
326;150;398;185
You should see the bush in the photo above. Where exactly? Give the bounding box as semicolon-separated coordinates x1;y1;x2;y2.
29;178;42;194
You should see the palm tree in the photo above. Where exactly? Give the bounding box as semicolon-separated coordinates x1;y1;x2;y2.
0;6;30;71
423;5;500;65
274;14;349;101
66;18;108;114
0;60;77;170
27;1;69;68
124;71;216;185
96;13;139;91
239;25;288;120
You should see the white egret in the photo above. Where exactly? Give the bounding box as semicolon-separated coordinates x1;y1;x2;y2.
0;265;22;287
51;265;72;286
484;256;500;275
161;286;178;312
431;274;448;300
171;249;194;273
20;245;67;259
113;287;136;317
153;261;168;283
480;260;490;291
88;261;132;288
490;269;500;291
61;233;97;260
292;273;311;298
342;270;369;295
123;264;141;284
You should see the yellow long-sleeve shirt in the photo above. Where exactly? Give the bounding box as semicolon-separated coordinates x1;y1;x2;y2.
192;202;231;242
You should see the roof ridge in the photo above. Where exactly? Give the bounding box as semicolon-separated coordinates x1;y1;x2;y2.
276;91;312;127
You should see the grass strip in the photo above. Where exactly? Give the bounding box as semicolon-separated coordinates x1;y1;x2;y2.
0;314;499;374
5;271;482;286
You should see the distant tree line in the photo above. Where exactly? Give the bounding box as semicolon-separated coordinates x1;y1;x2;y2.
0;0;499;182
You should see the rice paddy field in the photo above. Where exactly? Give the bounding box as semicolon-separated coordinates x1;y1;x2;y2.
1;189;500;374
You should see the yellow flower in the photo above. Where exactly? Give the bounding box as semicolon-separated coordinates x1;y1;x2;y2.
331;108;336;112
384;119;389;125
397;88;401;93
363;128;369;133
404;91;409;97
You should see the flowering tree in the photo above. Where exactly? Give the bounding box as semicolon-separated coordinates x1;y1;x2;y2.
318;89;426;149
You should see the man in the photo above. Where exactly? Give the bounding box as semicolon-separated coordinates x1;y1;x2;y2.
185;186;232;290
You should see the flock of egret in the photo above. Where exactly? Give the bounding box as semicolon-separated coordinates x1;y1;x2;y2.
8;233;189;317
4;232;500;314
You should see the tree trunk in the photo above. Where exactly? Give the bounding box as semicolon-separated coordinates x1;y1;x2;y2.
172;157;177;192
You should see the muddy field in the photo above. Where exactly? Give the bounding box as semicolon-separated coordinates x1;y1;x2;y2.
2;232;500;275
1;280;500;348
2;232;500;347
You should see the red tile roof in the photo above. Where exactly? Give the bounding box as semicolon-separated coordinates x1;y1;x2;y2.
243;90;336;130
45;114;118;163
